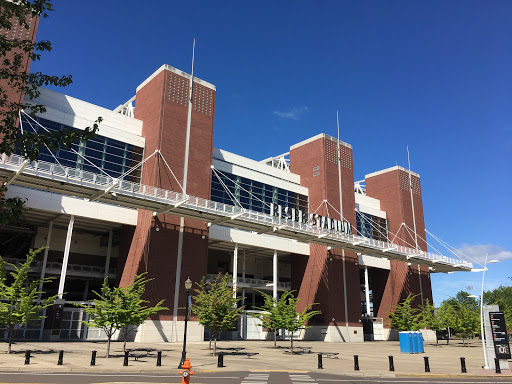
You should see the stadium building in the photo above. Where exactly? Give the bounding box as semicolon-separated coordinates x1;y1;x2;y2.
0;13;472;343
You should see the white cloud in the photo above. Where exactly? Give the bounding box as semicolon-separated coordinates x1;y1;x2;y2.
273;106;309;120
456;243;512;265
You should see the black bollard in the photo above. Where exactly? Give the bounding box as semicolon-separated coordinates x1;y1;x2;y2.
354;355;359;371
495;358;501;374
460;357;466;373
58;350;64;365
388;355;395;372
217;352;224;368
24;350;31;365
156;351;162;366
123;351;129;366
90;350;96;366
424;356;430;373
317;354;323;369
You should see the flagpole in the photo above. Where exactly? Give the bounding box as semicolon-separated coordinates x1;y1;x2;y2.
172;38;195;342
337;111;350;342
407;146;423;304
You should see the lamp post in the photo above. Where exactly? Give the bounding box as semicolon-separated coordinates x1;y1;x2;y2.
469;255;499;370
178;277;193;369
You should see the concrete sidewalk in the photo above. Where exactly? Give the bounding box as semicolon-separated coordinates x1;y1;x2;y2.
0;339;510;378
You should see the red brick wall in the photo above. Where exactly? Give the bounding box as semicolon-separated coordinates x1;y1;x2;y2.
120;68;215;320
365;168;433;321
290;135;361;327
0;13;39;126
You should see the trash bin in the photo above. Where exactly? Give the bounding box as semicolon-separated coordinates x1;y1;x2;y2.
399;331;413;353
411;332;424;353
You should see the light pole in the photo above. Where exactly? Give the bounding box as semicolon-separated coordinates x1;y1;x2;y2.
178;277;193;369
469;255;499;370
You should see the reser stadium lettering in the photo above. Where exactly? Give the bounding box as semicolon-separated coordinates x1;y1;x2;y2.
270;203;352;235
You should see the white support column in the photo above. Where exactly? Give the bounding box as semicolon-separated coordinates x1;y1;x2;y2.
242;251;246;307
233;243;238;298
57;215;74;300
364;266;371;317
38;221;53;299
104;229;113;279
273;250;278;301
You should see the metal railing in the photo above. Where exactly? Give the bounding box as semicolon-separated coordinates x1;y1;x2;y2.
2;257;115;278
206;274;291;290
0;153;472;271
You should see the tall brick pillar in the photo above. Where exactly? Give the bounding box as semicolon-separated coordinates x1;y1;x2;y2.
119;66;215;328
290;134;362;340
0;10;40;128
364;167;433;321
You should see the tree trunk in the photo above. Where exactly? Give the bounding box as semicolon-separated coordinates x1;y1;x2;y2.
106;336;111;358
7;324;13;354
213;336;217;356
209;332;212;350
274;329;277;348
123;327;127;353
290;331;293;353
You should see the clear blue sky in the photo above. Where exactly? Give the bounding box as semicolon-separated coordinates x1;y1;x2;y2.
32;1;512;305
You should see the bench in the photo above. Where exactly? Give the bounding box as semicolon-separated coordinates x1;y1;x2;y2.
318;352;339;359
298;346;312;354
127;348;155;357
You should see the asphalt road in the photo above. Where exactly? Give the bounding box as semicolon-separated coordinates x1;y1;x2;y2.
0;371;510;384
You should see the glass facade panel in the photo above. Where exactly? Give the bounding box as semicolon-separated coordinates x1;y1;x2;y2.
211;170;308;215
356;211;388;241
20;116;144;183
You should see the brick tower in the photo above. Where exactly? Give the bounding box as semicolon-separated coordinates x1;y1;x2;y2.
364;167;433;321
118;65;216;341
290;134;363;341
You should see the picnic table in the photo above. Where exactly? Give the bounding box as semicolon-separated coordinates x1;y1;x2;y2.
126;348;156;360
283;346;313;354
318;352;339;359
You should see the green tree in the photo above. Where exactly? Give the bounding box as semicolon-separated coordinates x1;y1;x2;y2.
420;300;451;345
76;274;166;358
444;291;479;311
451;300;479;345
277;291;320;353
192;274;243;355
0;0;100;224
0;248;57;353
116;273;167;352
387;293;422;332
483;285;512;333
250;290;289;348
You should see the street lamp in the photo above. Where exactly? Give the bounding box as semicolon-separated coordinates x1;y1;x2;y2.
469;255;499;369
178;277;193;369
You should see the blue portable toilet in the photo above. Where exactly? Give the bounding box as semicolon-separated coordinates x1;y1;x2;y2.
412;332;425;353
399;331;413;353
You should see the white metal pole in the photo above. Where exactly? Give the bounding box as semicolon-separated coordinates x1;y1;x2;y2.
273;250;278;301
481;253;489;369
104;229;113;279
337;111;350;342
172;39;196;342
38;220;53;299
58;215;74;299
407;146;423;304
233;243;238;299
364;266;371;317
242;251;246;307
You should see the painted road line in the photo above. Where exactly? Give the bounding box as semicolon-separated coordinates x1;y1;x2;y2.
290;374;316;383
241;372;269;384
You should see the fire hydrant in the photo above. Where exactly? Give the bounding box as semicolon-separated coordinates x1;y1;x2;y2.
179;358;194;384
